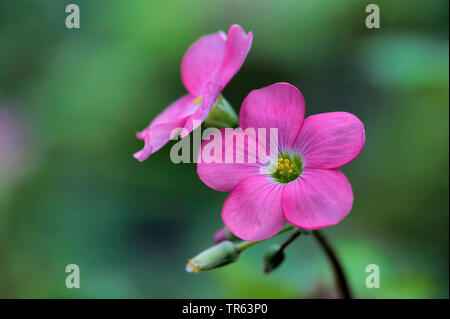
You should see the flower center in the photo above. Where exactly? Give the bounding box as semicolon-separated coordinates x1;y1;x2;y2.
271;153;303;183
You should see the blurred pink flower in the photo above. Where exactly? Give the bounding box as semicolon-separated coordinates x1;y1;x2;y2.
134;25;252;161
197;83;365;241
0;105;32;185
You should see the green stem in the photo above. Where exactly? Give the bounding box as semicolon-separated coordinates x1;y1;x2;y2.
312;230;352;299
235;224;295;253
279;230;302;252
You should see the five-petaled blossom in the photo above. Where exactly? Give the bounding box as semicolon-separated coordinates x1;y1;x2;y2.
134;25;252;161
197;83;365;241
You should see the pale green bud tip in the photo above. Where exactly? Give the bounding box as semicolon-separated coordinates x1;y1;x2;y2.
263;244;285;274
186;241;239;273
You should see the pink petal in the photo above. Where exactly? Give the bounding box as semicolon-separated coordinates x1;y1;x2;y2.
181;31;226;97
197;128;265;192
240;83;305;149
181;25;252;97
222;175;286;241
180;81;221;138
214;25;253;90
134;95;197;161
282;168;353;230
294;112;365;169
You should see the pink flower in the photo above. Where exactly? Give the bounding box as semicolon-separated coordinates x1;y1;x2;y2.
197;83;365;241
134;25;253;161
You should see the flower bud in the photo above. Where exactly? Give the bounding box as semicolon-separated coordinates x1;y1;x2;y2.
263;244;285;274
212;227;240;243
204;95;239;129
186;241;240;273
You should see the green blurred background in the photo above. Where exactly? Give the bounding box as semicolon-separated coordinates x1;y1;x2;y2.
0;0;448;298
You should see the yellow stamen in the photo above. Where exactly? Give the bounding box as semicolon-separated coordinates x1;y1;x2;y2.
194;96;203;105
188;259;200;274
273;155;302;183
